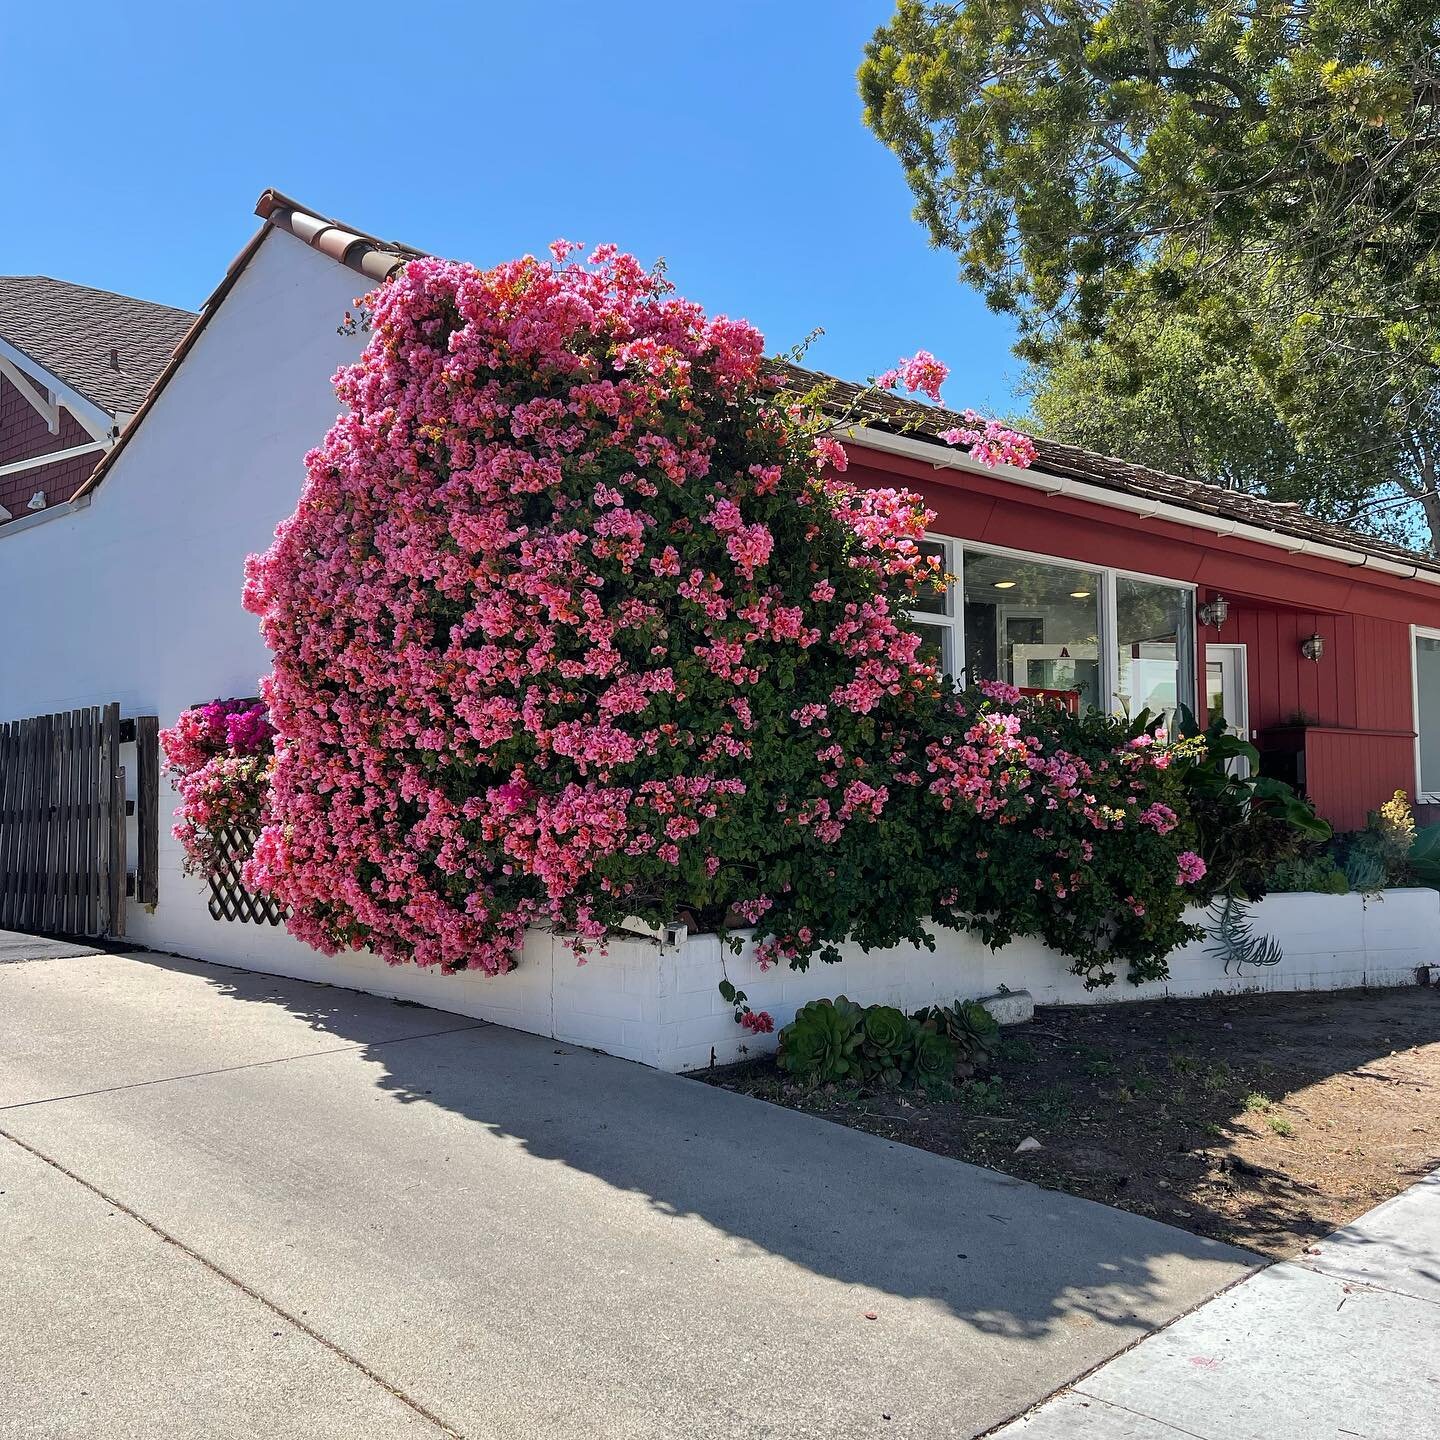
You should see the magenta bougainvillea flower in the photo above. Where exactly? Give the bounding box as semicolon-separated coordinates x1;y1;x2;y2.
242;246;956;975
240;243;1204;986
161;700;275;878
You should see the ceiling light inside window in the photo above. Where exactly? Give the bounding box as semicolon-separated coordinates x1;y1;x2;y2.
993;580;1016;589
1069;590;1091;599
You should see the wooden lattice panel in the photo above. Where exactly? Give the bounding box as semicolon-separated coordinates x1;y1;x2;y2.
204;820;288;926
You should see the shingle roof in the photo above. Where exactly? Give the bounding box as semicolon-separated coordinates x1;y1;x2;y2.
0;275;195;414
62;189;1440;585
770;360;1440;579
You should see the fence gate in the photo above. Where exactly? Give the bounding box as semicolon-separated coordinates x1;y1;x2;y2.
0;704;159;939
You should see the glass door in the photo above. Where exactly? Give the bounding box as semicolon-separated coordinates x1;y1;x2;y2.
1205;644;1249;771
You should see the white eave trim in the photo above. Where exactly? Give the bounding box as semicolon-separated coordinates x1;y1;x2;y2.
0;335;116;443
0;354;60;432
0;492;92;538
0;439;109;480
845;425;1440;590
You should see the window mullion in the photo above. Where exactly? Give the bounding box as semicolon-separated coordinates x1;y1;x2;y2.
952;539;965;684
1102;569;1119;715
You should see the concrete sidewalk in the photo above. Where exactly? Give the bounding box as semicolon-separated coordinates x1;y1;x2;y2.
995;1172;1440;1437
0;947;1254;1439
0;927;101;963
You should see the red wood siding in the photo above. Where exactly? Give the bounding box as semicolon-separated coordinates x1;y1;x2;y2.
0;371;101;520
843;444;1428;831
1301;729;1415;833
1220;606;1414;734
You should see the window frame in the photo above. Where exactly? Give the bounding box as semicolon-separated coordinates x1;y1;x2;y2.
910;534;962;676
1411;625;1440;803
909;534;1198;717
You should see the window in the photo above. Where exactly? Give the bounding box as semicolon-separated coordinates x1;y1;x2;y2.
1414;632;1440;800
1115;576;1195;727
909;537;958;672
960;549;1102;710
907;537;1196;719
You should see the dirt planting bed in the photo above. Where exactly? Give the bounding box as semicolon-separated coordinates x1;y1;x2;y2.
702;985;1440;1259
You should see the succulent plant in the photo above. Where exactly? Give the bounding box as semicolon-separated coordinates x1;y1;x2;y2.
911;1026;959;1087
919;999;1001;1074
777;996;864;1085
858;1005;915;1087
1344;841;1388;893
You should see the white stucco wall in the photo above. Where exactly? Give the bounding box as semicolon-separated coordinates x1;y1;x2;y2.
0;228;369;965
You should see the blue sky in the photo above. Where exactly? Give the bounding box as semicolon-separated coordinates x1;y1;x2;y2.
0;2;1023;413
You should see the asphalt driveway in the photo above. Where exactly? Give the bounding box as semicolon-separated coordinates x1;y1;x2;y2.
0;943;1256;1438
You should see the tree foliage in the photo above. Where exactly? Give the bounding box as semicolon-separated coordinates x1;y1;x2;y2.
1024;293;1430;545
861;0;1440;547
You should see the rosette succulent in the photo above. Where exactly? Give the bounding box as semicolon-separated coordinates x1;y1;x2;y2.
859;1004;914;1087
777;997;864;1085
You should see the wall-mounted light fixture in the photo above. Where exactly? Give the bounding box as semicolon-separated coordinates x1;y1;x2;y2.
1301;632;1325;662
1197;594;1230;629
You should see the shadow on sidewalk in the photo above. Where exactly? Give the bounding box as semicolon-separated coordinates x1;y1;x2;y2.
117;948;1257;1344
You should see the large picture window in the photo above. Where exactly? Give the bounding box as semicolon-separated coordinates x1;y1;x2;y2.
909;537;1196;719
1115;576;1194;727
960;549;1103;711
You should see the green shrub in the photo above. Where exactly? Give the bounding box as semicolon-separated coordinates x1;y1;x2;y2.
1169;710;1331;902
1266;853;1349;895
1412;822;1440;888
777;995;1005;1090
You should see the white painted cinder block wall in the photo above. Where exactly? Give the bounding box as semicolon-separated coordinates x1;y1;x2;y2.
163;889;1438;1073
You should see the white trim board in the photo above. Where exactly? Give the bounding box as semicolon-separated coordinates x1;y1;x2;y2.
847;426;1440;589
0;335;116;442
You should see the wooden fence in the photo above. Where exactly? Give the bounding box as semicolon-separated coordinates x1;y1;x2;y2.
0;704;159;938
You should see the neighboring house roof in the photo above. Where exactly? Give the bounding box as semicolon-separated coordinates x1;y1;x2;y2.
0;275;194;415
58;187;1440;587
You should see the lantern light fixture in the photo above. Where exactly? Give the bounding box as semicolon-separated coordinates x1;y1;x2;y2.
1198;594;1230;629
1301;632;1325;662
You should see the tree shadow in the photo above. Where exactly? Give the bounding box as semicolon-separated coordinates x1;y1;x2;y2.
115;948;1256;1347
1297;1170;1440;1300
842;984;1440;1261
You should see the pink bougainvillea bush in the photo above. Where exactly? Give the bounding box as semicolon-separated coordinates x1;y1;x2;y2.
242;242;1200;982
160;699;275;877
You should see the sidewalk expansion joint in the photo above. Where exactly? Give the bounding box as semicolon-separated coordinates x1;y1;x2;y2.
0;1021;488;1112
0;1126;469;1439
